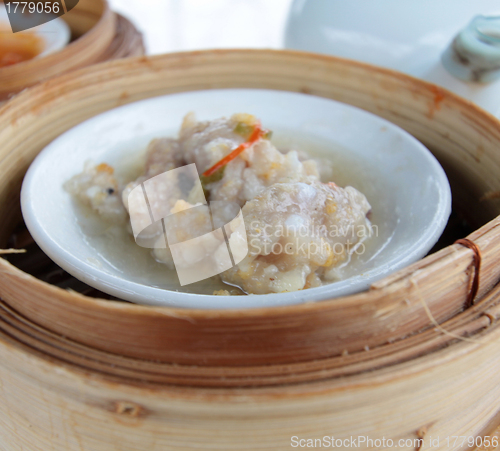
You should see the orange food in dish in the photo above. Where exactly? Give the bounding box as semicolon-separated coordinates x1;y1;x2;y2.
0;25;44;67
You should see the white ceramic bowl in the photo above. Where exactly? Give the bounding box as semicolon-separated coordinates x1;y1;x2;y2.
21;89;451;309
0;4;70;59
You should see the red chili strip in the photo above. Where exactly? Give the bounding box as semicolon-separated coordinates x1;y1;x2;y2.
202;123;265;177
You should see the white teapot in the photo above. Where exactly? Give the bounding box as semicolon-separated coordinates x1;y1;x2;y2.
285;0;500;117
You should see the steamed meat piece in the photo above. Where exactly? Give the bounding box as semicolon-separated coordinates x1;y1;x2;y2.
179;112;247;173
65;112;375;295
152;200;224;271
152;198;246;285
64;162;127;223
121;137;184;211
221;182;372;294
121;112;322;244
143;138;184;177
179;113;320;205
120;138;187;246
206;139;320;204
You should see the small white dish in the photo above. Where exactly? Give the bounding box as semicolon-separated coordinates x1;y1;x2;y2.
0;4;70;59
21;89;451;309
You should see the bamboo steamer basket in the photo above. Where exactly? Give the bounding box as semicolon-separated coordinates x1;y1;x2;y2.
0;50;500;366
0;50;499;449
0;0;144;102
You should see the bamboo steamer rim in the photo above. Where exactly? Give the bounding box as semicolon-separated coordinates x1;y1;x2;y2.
1;49;500;367
100;13;144;61
0;276;497;388
0;238;499;390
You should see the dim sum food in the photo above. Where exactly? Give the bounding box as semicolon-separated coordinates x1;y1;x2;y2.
65;113;374;295
21;87;452;308
0;26;44;67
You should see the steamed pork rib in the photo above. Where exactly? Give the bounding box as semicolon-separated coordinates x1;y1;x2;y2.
64;162;127;223
65;113;373;294
179;113;320;204
221;182;371;294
